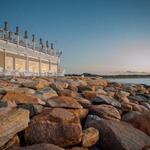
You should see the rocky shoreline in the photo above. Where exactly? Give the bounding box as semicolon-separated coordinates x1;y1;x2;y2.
0;76;150;150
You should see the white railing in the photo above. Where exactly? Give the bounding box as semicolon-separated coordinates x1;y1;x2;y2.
0;39;58;63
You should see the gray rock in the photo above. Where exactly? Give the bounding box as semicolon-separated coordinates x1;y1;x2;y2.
17;104;43;117
36;87;58;101
0;88;6;95
0;101;7;108
129;95;149;103
8;143;65;150
87;119;150;150
90;104;121;121
92;95;121;108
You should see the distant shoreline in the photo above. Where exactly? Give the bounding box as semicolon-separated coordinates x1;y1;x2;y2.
65;73;150;79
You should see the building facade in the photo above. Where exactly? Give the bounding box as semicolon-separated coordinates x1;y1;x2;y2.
0;21;63;76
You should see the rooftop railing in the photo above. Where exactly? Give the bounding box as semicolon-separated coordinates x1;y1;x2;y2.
0;22;62;58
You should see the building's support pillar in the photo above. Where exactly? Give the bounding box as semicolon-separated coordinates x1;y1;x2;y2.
26;55;29;73
4;49;6;72
49;60;51;71
39;57;41;76
13;57;15;71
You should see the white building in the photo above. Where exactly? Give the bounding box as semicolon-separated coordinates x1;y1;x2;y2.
0;21;64;76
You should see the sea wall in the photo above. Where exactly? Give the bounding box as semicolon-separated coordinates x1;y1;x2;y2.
0;76;150;150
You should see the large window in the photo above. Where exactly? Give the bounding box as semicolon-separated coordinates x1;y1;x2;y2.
15;58;26;72
41;63;49;73
5;56;13;71
51;64;57;73
29;61;39;73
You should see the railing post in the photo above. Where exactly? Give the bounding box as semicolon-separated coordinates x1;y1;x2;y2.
32;34;35;50
24;31;28;48
15;26;19;46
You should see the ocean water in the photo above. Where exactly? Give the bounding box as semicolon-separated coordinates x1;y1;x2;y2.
108;78;150;86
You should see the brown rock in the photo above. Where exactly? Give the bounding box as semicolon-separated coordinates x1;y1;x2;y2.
122;111;150;136
15;88;36;95
67;147;88;150
115;91;130;103
44;108;80;123
25;108;82;147
87;119;150;150
57;89;79;97
82;127;99;148
8;143;64;150
75;97;91;108
130;103;149;113
70;109;89;120
121;102;133;112
22;78;49;90
82;91;96;100
0;79;19;91
0;135;19;150
96;89;107;96
46;96;82;109
90;104;121;120
0;108;29;147
2;91;45;105
142;145;150;150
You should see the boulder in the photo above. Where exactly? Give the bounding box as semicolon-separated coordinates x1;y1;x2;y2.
129;95;149;103
142;145;150;150
70;109;89;120
87;79;108;87
22;78;49;90
15;88;36;95
82;127;99;148
0;108;29;147
46;96;82;109
92;95;121;108
82;91;96;100
35;87;58;101
121;102;133;112
115;91;130;103
17;104;43;117
87;119;150;150
8;143;64;150
2;91;45;105
0;135;19;150
0;88;6;95
67;84;78;92
122;111;150;136
141;102;150;110
90;104;121;120
67;147;88;150
25;108;82;147
130;103;149;113
104;86;117;92
0;101;7;108
96;89;107;96
57;89;79;97
75;97;91;108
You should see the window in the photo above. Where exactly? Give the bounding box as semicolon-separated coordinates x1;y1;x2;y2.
29;61;39;73
41;63;49;73
5;56;13;71
51;64;57;73
15;58;26;72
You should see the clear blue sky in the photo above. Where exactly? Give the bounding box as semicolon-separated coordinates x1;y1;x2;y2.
0;0;150;74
